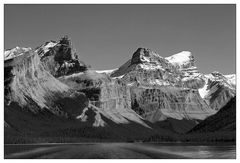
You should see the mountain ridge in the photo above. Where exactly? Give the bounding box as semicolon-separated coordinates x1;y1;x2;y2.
4;36;236;143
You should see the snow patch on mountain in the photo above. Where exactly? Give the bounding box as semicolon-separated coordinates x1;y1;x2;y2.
4;47;32;61
95;69;117;75
198;72;235;111
166;51;205;89
198;82;209;98
165;51;193;67
224;74;236;86
37;41;58;57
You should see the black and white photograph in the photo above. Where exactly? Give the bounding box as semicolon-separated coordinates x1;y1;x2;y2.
3;3;237;159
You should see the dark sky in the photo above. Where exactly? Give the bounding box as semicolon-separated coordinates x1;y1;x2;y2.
4;4;236;74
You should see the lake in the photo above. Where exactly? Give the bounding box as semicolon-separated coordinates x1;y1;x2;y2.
4;143;236;159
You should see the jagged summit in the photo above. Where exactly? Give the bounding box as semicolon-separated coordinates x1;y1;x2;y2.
4;36;88;78
35;36;88;77
111;47;204;89
130;48;195;69
131;47;165;64
111;47;178;78
113;48;196;74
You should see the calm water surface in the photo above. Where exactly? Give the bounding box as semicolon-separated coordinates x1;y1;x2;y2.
4;143;236;159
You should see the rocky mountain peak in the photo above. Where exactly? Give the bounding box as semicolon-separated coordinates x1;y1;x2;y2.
130;48;196;72
131;47;166;65
35;36;88;77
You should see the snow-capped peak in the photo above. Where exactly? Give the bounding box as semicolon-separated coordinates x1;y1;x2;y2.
165;51;194;67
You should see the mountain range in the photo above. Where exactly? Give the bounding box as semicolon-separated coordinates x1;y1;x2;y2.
4;36;236;143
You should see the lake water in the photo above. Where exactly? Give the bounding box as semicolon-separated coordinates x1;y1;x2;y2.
4;143;236;159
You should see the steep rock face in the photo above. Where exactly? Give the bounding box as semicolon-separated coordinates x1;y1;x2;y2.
96;79;148;127
165;51;205;89
36;36;87;77
130;85;215;122
59;70;149;128
199;72;235;111
4;50;70;115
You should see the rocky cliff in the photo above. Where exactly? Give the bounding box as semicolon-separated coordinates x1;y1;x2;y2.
4;49;69;115
130;86;215;122
59;70;149;127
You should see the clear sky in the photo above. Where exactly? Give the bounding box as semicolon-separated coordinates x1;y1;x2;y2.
4;4;236;74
